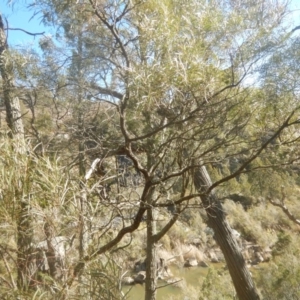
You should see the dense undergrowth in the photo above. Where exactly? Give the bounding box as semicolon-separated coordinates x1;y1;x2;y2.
1;137;300;299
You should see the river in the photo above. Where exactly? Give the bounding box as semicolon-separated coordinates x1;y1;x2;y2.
123;265;219;300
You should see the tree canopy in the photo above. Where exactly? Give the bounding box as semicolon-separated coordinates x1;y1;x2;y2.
1;0;300;299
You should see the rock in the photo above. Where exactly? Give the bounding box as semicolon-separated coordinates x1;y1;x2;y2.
208;250;219;263
262;247;272;262
33;236;68;275
256;252;264;262
199;261;209;268
189;238;202;248
231;229;241;239
242;249;251;262
158;266;173;280
134;259;146;272
184;258;198;267
204;227;214;236
122;276;135;285
251;251;264;265
263;252;272;262
214;248;225;262
135;256;166;273
134;271;146;284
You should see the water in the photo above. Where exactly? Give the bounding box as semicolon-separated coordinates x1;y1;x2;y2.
123;265;218;300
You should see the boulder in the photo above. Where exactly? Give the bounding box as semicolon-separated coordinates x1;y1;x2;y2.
214;248;225;262
242;249;252;263
262;247;272;262
231;229;241;239
251;251;264;265
134;271;146;284
134;259;146;272
263;252;272;262
158;265;173;280
207;250;219;263
189;238;202;248
122;276;135;285
199;261;209;268
184;258;198;267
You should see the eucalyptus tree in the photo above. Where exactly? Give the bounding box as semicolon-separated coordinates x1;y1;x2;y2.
0;14;24;142
0;13;32;291
254;28;300;224
21;0;300;299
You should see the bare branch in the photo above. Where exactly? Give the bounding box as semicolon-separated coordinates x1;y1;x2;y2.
291;25;300;33
90;83;123;100
6;27;45;36
207;109;299;194
268;197;300;226
153;212;180;243
268;186;300;226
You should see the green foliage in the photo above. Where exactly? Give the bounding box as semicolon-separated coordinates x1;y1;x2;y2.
199;268;236;300
257;250;300;300
76;255;128;300
2;0;300;299
272;232;292;257
224;200;278;247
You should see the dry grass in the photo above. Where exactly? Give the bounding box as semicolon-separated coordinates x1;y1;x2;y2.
157;248;177;264
224;200;278;248
172;242;206;263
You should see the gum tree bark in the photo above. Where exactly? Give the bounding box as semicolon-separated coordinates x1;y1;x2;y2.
193;164;260;300
0;15;24;142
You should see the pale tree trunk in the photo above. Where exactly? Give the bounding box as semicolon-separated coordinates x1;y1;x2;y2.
78;118;88;265
0;15;24;143
79;187;88;260
75;34;90;299
78;126;88;263
193;164;260;300
16;193;33;290
0;14;31;291
44;222;58;280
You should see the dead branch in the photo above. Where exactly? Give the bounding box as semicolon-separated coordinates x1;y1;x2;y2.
268;197;300;226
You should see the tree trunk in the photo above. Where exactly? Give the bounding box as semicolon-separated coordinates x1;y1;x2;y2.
0;15;24;143
16;196;33;290
0;14;31;291
145;187;157;300
193;164;260;300
44;222;58;280
74;33;91;298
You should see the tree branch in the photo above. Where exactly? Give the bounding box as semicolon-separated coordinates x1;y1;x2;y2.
207;109;298;194
90;83;123;100
291;25;300;33
69;205;147;286
7;27;45;36
268;198;300;225
152;211;180;243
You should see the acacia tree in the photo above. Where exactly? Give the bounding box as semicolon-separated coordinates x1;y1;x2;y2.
76;2;294;300
31;0;299;299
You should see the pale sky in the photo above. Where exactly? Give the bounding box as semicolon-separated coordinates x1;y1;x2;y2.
1;0;300;48
1;1;50;49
